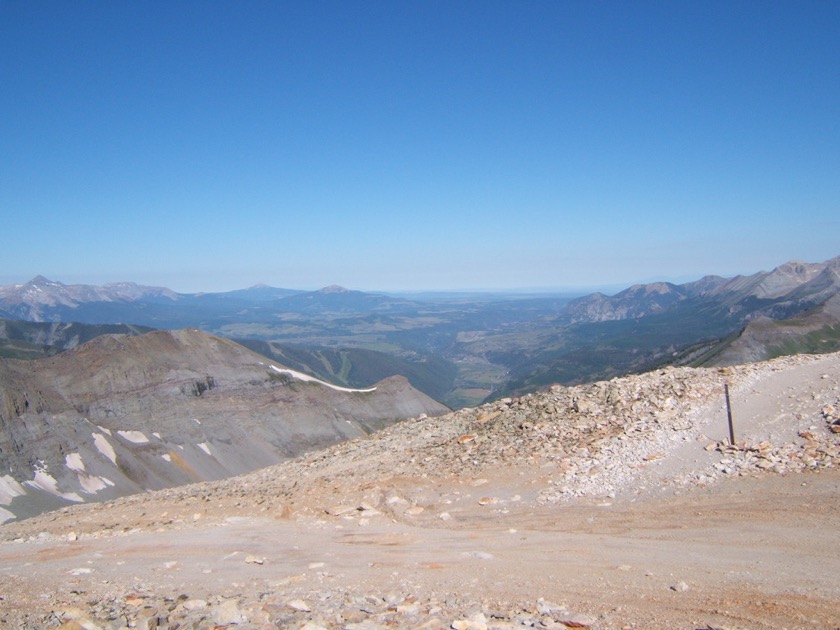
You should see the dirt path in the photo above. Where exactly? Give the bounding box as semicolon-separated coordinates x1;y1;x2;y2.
2;468;839;629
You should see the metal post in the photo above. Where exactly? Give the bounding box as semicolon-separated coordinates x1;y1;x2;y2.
724;382;735;446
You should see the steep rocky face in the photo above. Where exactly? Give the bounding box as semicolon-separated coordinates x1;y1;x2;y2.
712;259;828;300
703;293;840;366
0;329;448;523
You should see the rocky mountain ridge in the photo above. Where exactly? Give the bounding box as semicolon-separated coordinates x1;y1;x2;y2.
700;292;840;366
5;256;839;327
0;276;180;321
0;328;448;523
561;256;840;324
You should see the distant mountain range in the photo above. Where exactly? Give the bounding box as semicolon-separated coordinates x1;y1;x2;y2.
1;255;839;406
0;277;419;324
0;328;447;523
561;259;840;324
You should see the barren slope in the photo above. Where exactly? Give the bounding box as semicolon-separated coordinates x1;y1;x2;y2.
0;329;449;523
1;352;839;629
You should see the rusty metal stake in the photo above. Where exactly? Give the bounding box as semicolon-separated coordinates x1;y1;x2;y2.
724;382;735;446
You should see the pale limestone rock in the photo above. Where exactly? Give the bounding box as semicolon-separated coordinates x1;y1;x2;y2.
287;598;312;612
213;599;244;625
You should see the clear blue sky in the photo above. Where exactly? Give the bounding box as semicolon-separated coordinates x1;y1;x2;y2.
2;1;838;293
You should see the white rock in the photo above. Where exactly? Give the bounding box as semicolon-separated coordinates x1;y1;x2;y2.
287;598;311;612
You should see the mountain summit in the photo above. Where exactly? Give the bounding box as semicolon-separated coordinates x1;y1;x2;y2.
317;284;350;293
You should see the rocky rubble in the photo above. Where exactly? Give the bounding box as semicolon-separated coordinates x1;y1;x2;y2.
3;353;838;541
227;354;838;516
16;589;601;630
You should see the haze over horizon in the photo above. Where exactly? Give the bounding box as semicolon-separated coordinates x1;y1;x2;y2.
2;2;838;294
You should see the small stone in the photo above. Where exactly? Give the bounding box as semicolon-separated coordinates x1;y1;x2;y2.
66;531;77;542
287;598;311;612
135;608;161;630
213;598;244;625
245;554;264;564
670;580;690;592
557;612;597;628
536;598;568;615
451;612;488;630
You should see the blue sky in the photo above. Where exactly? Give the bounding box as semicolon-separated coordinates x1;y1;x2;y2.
1;1;838;293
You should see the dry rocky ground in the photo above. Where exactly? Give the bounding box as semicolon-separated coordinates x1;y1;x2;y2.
1;352;839;630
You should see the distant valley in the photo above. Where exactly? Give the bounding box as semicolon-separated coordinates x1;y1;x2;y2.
2;256;839;408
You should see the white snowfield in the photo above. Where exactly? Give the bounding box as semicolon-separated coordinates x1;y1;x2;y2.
0;475;26;506
24;470;83;504
93;433;117;465
268;364;377;393
117;430;150;444
65;452;86;473
64;452;114;495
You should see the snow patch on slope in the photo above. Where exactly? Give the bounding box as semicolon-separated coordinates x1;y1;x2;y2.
268;364;377;393
117;430;149;444
78;475;114;494
24;469;83;503
0;475;26;506
64;453;114;494
93;433;117;465
65;453;85;473
0;506;14;524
